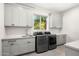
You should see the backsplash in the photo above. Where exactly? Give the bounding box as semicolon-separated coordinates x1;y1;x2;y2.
50;28;62;34
5;27;28;36
5;26;61;37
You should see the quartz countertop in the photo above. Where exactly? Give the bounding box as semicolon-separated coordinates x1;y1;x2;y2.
2;34;35;40
65;40;79;51
51;33;66;35
2;33;66;40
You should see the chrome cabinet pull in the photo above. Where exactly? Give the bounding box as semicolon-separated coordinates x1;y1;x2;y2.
12;24;15;26
27;41;31;43
10;43;14;46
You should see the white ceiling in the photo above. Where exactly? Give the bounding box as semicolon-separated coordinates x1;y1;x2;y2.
33;3;79;12
21;3;79;12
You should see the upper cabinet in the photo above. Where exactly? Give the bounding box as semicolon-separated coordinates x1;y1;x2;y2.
4;4;33;27
49;13;62;29
4;4;14;26
25;10;33;27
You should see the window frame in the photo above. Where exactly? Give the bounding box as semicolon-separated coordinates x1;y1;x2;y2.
33;14;47;31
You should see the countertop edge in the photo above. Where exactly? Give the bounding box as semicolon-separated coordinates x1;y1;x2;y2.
65;40;79;51
2;36;35;41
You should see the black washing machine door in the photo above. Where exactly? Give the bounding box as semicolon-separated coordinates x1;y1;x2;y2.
48;35;57;50
35;35;48;53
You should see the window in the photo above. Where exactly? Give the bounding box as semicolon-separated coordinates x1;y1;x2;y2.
34;15;47;30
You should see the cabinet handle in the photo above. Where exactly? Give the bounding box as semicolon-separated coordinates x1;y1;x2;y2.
27;41;31;43
10;43;14;46
12;24;15;26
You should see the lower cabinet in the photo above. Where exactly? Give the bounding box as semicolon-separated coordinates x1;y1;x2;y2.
2;38;35;56
56;34;66;46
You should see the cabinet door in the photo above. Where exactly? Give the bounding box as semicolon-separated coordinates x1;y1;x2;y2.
2;40;11;56
9;41;22;55
49;14;62;28
16;38;35;53
13;6;33;27
26;10;33;27
54;14;62;28
26;38;35;52
15;39;28;54
12;6;27;27
49;15;55;28
4;4;33;27
57;34;66;45
4;4;14;26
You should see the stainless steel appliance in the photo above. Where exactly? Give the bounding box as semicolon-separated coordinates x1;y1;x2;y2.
34;32;57;53
35;35;48;53
44;32;57;50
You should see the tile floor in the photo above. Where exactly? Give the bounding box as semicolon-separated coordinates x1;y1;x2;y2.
23;45;65;56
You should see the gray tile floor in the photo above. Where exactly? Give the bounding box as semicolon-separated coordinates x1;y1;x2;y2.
23;45;65;56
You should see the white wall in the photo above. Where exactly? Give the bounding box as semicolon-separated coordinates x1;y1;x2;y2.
5;27;27;36
0;3;5;56
62;6;79;42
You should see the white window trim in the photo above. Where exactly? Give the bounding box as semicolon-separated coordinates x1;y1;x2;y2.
33;14;48;31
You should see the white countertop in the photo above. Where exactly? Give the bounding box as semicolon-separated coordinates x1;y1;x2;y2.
51;33;66;35
2;33;66;40
2;34;35;40
65;40;79;51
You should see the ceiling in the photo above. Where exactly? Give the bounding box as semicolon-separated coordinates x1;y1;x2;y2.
21;3;79;12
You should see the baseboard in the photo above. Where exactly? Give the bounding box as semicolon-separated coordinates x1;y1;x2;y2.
16;51;35;56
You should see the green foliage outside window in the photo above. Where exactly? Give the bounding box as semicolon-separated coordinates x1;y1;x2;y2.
41;16;46;30
34;15;47;30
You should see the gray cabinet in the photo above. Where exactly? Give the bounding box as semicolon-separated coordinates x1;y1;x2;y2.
56;34;66;45
2;41;11;56
4;4;14;26
12;6;27;27
26;11;33;27
15;38;35;54
2;38;35;56
2;40;17;56
49;13;62;29
4;4;33;27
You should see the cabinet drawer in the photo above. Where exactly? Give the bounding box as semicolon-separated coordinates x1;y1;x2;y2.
16;39;28;45
2;40;16;47
27;39;35;47
27;38;35;43
16;38;35;45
